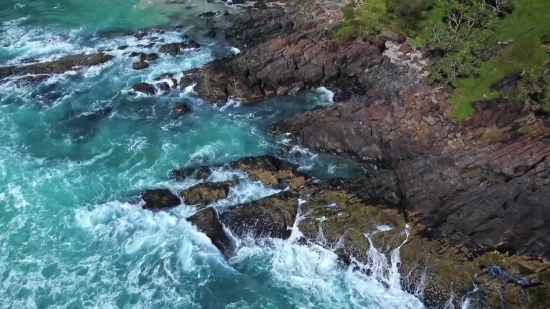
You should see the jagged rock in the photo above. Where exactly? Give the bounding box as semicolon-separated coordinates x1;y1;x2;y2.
159;42;186;56
180;180;237;208
220;191;298;239
490;73;522;98
170;166;211;181
229;155;309;188
0;53;114;82
132;82;156;95
187;40;201;49
132;61;149;70
141;189;181;210
174;102;191;114
140;53;159;62
186;207;234;255
158;82;170;93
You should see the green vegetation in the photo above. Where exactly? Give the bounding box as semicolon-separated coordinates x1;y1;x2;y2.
334;0;550;122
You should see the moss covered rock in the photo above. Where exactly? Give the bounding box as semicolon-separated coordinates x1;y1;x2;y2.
180;180;237;208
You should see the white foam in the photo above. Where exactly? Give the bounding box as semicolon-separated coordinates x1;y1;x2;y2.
315;86;335;104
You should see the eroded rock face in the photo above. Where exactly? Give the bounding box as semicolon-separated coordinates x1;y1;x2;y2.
141;189;181;210
180;180;237;208
186;207;234;256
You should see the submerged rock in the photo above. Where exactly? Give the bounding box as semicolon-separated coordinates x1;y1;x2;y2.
170;166;211;181
159;42;186;56
140;53;159;62
132;61;149;70
180;180;237;208
186;207;234;255
174;102;192;114
132;83;156;95
141;189;181;210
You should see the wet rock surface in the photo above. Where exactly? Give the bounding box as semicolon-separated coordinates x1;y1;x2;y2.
186;207;234;256
170;166;211;181
132;82;157;95
228;155;309;188
0;52;114;83
141;189;181;210
180;180;238;208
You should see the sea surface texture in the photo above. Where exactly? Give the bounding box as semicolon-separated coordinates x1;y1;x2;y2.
0;1;426;308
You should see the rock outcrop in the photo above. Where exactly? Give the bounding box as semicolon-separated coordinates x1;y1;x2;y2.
229;155;309;188
141;189;181;210
0;52;114;83
180;180;238;208
186;207;234;256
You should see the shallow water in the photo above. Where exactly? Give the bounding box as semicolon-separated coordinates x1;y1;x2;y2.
0;1;426;308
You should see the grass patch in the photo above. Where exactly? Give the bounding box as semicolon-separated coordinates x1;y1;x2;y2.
449;0;550;122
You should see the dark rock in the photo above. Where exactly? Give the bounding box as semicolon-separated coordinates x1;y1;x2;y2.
170;166;211;181
490;73;522;98
143;53;159;61
174;102;192;114
220;191;298;239
132;61;149;70
204;28;217;38
232;0;245;4
198;11;217;17
0;53;114;82
129;52;140;57
187;207;234;256
158;82;170;93
19;75;51;83
187;40;201;49
179;74;195;88
158;43;186;56
142;189;181;210
132;83;156;95
118;45;129;50
180;180;238;208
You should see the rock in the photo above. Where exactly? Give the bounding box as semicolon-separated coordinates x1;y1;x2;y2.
132;82;156;95
423;115;437;126
204;28;217;38
129;52;140;57
220;191;298;239
229;155;308;188
186;207;234;256
132;61;149;70
141;53;158;61
198;11;217;17
232;0;245;4
19;75;51;83
490;73;522;98
170;166;211;181
158;82;170;93
141;189;181;210
399;43;412;54
381;28;406;43
158;43;186;56
118;45;129;50
187;40;201;49
180;180;237;208
174;102;192;114
0;53;114;82
179;74;194;88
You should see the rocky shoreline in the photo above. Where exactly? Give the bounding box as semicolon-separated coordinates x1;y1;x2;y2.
154;1;549;308
3;0;549;307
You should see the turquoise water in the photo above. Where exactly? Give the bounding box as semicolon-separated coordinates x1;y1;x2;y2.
0;1;426;308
